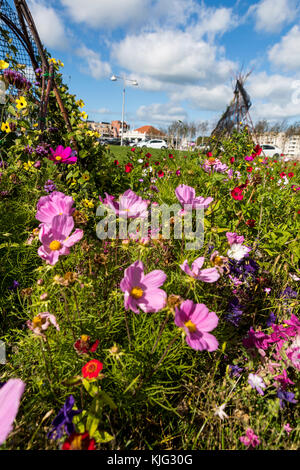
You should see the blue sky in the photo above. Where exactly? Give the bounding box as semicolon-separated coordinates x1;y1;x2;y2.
13;0;300;130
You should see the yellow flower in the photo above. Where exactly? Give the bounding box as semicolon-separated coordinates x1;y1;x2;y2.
57;59;64;67
33;123;38;128
0;60;9;70
1;121;11;133
79;111;88;120
49;58;57;65
86;130;94;136
76;99;85;108
23;161;35;171
16;96;27;110
82;199;94;208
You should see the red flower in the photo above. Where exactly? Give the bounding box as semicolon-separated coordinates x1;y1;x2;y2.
82;359;103;379
74;335;99;355
274;160;278;163
145;153;152;158
158;170;164;178
207;152;213;157
154;161;160;165
246;219;256;227
254;145;262;155
231;187;244;200
270;177;274;180
288;172;294;178
169;154;174;159
62;432;96;450
125;163;133;173
280;153;284;156
280;172;286;178
131;148;135;152
114;160;119;166
293;162;297;166
246;166;253;172
230;157;235;164
144;162;149;168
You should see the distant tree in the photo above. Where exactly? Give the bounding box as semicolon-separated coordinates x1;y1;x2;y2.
285;121;300;136
254;120;269;134
269;120;288;133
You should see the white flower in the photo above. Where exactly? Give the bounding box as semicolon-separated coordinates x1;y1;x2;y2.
227;243;251;261
214;403;228;420
138;159;144;163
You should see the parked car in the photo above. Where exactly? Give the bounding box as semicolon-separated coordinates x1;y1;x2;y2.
136;139;168;149
261;144;282;158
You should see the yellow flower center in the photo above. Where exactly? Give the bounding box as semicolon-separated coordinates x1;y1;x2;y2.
32;316;42;329
49;240;62;251
81;334;89;342
70;435;83;450
55;156;62;161
213;256;223;266
208;157;216;164
130;286;144;299
184;320;197;333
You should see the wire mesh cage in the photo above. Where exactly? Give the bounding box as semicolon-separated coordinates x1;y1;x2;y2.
0;0;40;84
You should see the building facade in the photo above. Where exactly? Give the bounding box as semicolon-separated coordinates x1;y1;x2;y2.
258;132;300;159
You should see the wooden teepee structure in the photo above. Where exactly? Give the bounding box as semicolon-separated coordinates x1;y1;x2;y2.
0;0;73;134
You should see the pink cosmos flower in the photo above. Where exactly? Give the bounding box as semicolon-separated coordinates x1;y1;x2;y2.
239;428;260;448
106;189;148;219
120;260;167;313
243;327;272;352
175;184;213;212
286;336;300;371
244;155;254;162
283;423;293;434
36;191;75;225
180;257;220;282
174;299;219;351
226;232;245;245
49;145;77;164
27;312;60;336
38;214;83;265
0;379;26;445
203;158;228;173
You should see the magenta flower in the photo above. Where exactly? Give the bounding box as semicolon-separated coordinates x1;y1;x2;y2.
180;257;220;282
244;155;254;162
0;379;26;445
286;336;300;371
243;327;272;352
106;189;149;219
175;184;213;211
273;369;295;389
240;428;260;448
38;214;83;265
99;193;115;207
36;191;75;225
49;145;77;164
120;260;167;313
174;300;219;351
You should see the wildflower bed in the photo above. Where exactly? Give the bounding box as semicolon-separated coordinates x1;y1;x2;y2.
0;59;300;451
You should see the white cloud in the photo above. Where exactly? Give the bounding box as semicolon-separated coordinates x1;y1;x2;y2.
111;30;235;87
136;102;188;123
76;46;111;79
268;26;300;70
60;0;149;29
249;0;298;33
170;84;232;111
29;1;69;50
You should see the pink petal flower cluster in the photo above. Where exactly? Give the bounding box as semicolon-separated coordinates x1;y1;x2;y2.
120;260;167;313
0;379;26;445
36;191;75;225
226;232;245;245
203;158;228;173
27;311;60;336
174;299;219;351
273;369;295;389
243;327;272;352
175;184;213;213
239;428;260;448
38;214;83;265
180;257;220;282
106;189;149;219
286;336;300;371
48;145;77;164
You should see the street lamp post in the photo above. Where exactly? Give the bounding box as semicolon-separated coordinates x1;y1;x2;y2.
110;74;138;146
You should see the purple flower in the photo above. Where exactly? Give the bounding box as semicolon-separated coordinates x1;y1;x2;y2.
281;287;298;299
174;299;219;351
248;373;266;395
277;389;298;409
240;428;260;448
44;180;57;193
47;395;82;440
8;280;20;290
243;327;271;352
225;297;243;326
229;365;243;378
120;260;167;313
266;312;277;327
